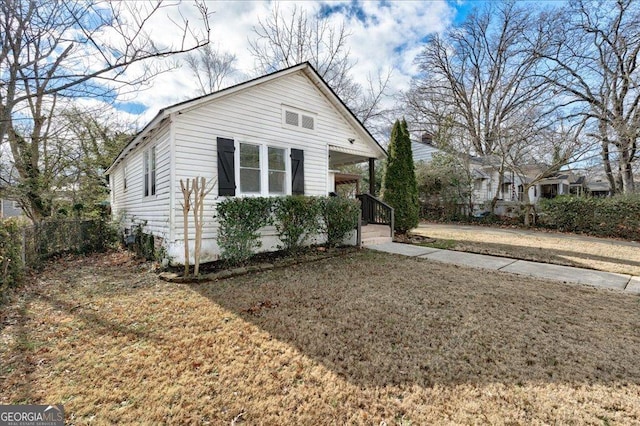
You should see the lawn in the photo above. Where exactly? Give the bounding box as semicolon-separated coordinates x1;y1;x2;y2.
412;223;640;276
1;250;640;424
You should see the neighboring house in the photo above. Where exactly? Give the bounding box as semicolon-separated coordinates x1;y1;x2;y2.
537;171;586;199
106;62;387;264
412;135;607;218
411;137;538;209
586;180;611;197
0;198;24;219
465;157;542;216
411;133;443;163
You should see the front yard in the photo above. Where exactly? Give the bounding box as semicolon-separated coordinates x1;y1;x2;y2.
1;250;639;424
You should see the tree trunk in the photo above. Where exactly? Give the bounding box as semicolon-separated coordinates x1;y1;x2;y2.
180;179;192;277
522;184;535;226
490;170;504;215
192;178;202;276
619;146;636;193
191;177;214;277
601;141;617;196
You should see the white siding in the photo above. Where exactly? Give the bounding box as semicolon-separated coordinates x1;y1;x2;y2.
412;141;442;163
110;122;172;239
164;71;372;263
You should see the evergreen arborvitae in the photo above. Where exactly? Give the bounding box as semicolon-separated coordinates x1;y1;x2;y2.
382;119;419;233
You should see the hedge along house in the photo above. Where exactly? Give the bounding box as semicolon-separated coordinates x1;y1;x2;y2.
106;62;389;265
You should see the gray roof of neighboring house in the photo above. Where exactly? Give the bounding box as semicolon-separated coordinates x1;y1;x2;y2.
539;171;586;185
471;169;490;179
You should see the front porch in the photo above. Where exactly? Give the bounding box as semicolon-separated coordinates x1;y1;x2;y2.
328;147;393;246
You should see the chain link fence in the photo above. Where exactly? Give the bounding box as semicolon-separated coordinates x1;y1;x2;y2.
20;219;116;267
2;219;117;300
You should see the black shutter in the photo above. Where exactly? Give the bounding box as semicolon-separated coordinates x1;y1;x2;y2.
291;148;304;195
217;137;235;196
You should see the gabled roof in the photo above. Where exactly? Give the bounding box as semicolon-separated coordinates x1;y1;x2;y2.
107;62;386;174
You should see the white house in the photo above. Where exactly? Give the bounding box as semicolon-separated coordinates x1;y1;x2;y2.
106;63;388;264
411;137;540;215
468;158;541;209
411;133;443;163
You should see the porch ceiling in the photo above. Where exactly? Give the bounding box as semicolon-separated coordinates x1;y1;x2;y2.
329;146;370;167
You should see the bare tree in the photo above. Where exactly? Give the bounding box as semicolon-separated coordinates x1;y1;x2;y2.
536;0;640;194
61;107;133;215
185;44;237;95
0;0;210;221
248;3;390;127
248;4;352;94
406;1;561;212
180;179;193;277
180;176;214;276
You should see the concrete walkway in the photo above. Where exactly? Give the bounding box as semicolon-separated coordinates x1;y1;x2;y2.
368;242;640;295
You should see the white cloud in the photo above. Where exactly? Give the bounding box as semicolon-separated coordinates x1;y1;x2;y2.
108;0;456;128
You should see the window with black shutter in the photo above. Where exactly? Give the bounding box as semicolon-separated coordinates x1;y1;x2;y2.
218;138;304;197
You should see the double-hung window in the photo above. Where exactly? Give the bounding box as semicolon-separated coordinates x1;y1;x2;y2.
239;143;261;194
143;146;156;197
268;147;286;195
238;142;288;196
123;162;128;192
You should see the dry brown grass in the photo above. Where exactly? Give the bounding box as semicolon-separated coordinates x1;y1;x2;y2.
2;250;640;424
413;223;640;276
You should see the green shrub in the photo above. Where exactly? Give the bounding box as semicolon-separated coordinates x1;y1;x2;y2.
217;197;273;264
320;197;360;247
272;196;322;252
0;218;24;300
129;221;156;261
538;194;640;240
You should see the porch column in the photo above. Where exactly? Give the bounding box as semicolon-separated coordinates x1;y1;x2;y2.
368;158;376;196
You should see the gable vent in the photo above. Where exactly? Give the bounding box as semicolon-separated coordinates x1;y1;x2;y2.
285;110;299;126
301;115;314;130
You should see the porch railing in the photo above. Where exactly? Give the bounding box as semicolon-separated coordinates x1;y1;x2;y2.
357;193;394;237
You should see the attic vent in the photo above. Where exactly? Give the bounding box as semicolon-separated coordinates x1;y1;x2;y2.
282;106;316;131
285;110;299;126
301;115;314;130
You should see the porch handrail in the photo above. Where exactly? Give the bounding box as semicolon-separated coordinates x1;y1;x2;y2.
357;193;394;237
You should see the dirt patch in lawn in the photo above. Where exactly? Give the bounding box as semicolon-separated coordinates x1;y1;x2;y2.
1;250;639;424
412;223;640;276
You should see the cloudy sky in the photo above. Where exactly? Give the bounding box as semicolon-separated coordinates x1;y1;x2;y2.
113;0;470;127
